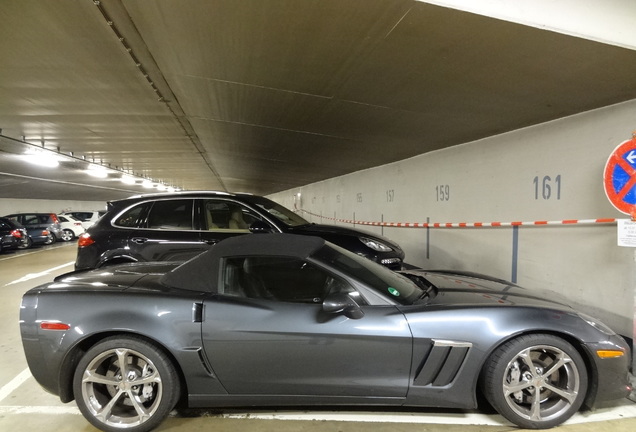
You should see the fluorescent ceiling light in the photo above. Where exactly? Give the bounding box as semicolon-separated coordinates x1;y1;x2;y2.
86;164;108;178
22;149;60;168
121;174;136;185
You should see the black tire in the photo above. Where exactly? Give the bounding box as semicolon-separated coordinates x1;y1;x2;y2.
481;334;588;429
43;233;55;245
73;336;180;432
17;236;32;249
61;229;74;241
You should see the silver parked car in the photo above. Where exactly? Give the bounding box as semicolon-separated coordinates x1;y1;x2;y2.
3;212;62;247
20;234;632;432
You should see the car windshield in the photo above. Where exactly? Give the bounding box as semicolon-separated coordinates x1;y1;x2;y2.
312;244;428;305
249;197;310;227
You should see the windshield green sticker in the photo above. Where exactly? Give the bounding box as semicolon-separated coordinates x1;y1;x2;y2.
388;287;400;297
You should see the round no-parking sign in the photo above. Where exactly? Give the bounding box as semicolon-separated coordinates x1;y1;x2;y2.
604;137;636;217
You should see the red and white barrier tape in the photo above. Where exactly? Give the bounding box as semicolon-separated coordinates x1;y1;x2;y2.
299;210;617;228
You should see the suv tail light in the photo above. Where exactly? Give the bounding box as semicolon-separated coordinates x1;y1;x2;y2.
78;233;95;247
51;214;59;223
10;229;22;239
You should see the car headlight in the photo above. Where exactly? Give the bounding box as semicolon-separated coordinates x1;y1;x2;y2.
359;237;393;252
578;313;616;336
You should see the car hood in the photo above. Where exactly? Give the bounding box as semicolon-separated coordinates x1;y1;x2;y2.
403;269;573;309
289;223;403;250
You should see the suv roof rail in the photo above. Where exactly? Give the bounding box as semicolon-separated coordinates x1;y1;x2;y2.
126;190;242;199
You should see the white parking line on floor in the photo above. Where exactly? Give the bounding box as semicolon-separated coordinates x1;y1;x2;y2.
0;242;75;262
0;369;31;403
216;400;636;426
0;249;47;262
0;406;80;415
4;261;74;286
1;368;634;426
0;400;634;427
568;401;636;424
220;410;509;426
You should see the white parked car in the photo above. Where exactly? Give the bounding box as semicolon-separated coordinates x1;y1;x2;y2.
56;214;86;241
61;211;105;230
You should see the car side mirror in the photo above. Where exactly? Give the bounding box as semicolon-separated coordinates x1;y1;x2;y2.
249;220;274;234
323;293;364;319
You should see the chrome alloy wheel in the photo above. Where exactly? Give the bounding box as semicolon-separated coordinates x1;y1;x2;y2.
503;344;581;423
61;229;74;241
80;347;163;428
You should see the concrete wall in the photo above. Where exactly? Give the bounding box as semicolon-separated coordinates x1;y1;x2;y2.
0;198;106;216
269;99;636;339
423;0;636;50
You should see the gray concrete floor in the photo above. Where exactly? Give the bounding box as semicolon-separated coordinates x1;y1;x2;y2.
1;242;635;432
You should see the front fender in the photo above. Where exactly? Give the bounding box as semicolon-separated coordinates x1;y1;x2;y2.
401;305;612;408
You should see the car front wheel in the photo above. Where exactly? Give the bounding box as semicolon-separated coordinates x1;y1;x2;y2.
73;336;180;432
481;334;588;429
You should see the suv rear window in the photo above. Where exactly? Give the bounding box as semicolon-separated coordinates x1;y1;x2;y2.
114;203;149;228
23;214;53;225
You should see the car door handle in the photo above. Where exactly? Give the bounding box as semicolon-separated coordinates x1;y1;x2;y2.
131;237;148;244
192;302;204;322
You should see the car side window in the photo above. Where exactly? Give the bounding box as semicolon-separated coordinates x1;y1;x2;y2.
202;200;261;231
72;212;91;221
146;199;194;230
23;215;41;226
114;203;150;228
220;256;359;304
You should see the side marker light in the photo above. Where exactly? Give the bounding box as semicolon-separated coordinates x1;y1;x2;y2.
596;350;625;359
40;322;71;331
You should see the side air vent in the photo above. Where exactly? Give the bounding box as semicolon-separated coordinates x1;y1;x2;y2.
413;340;472;387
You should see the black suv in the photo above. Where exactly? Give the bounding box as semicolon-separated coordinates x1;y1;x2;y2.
75;191;405;270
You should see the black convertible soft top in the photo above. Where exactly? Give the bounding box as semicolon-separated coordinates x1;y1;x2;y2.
160;233;325;292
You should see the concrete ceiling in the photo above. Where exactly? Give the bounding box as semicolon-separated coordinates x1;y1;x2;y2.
1;0;636;203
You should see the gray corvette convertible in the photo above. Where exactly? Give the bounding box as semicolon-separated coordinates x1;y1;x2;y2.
20;234;631;432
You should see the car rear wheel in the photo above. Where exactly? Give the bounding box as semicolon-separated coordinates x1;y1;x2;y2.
43;233;55;245
17;236;32;249
73;336;180;432
61;229;74;241
481;334;587;429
